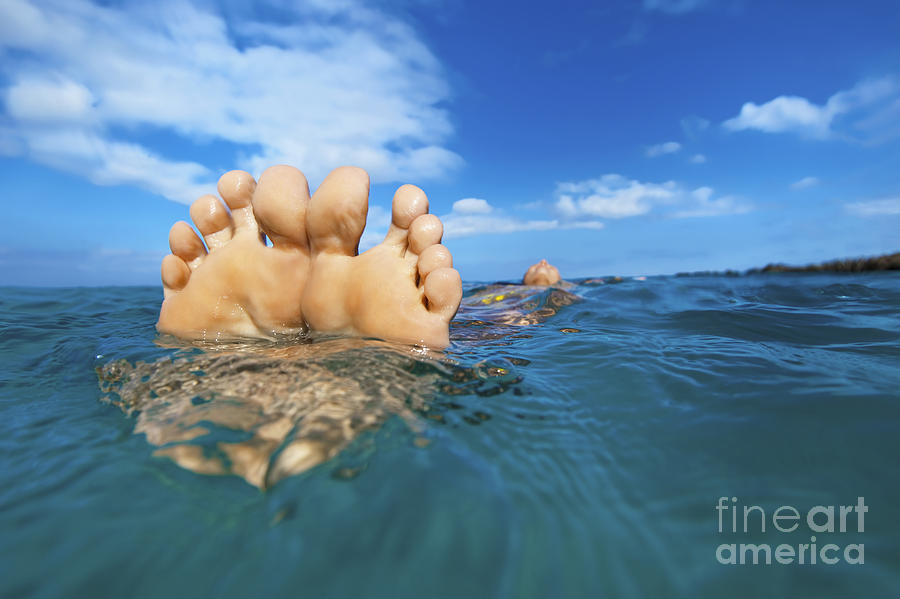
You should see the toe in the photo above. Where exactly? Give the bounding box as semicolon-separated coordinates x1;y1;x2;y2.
168;221;207;269
417;244;452;286
408;214;443;255
218;170;259;234
307;166;369;256
424;267;462;321
253;165;310;249
161;254;191;299
383;184;429;248
190;194;233;251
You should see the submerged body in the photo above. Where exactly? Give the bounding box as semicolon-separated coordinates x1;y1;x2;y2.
142;164;586;485
106;281;580;488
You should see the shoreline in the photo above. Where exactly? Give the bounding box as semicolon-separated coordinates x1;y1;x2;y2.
676;251;900;277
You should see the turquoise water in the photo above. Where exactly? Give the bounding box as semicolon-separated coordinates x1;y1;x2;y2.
1;274;899;598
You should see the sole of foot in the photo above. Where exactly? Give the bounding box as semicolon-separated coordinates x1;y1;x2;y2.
157;165;311;340
301;166;462;348
157;165;462;348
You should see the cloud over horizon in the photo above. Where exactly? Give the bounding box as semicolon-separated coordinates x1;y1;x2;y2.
554;174;749;220
0;0;461;203
440;199;605;240
722;76;900;141
353;171;750;247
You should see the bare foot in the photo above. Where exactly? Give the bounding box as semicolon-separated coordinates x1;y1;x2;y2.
158;165;462;348
523;259;561;286
157;166;311;339
301;167;462;347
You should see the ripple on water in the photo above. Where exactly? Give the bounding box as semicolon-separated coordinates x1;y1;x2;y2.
2;274;899;598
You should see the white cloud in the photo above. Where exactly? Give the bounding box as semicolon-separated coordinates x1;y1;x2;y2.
645;141;682;157
358;196;607;247
723;95;832;138
0;0;461;203
6;77;94;122
555;175;677;218
845;198;900;217
440;198;604;239
723;76;900;141
790;176;819;190
670;187;750;218
362;174;748;245
442;215;561;239
452;198;493;214
555;174;750;219
689;153;706;164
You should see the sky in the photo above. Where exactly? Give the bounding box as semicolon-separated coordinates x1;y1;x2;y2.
1;0;898;285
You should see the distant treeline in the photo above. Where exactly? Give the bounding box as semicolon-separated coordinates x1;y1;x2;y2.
676;251;900;277
750;251;900;273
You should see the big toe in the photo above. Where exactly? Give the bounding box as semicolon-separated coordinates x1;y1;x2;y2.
307;166;370;256
252;165;310;249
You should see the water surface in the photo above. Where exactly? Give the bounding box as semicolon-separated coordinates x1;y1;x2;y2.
1;274;898;598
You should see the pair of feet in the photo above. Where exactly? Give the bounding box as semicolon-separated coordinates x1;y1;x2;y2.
157;166;462;348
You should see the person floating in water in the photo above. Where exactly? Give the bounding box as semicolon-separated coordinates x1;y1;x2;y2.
103;167;584;487
157;165;463;348
522;259;561;286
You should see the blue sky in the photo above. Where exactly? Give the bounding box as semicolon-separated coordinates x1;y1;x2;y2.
1;0;898;285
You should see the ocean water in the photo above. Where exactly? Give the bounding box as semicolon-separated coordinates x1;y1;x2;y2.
1;273;899;598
